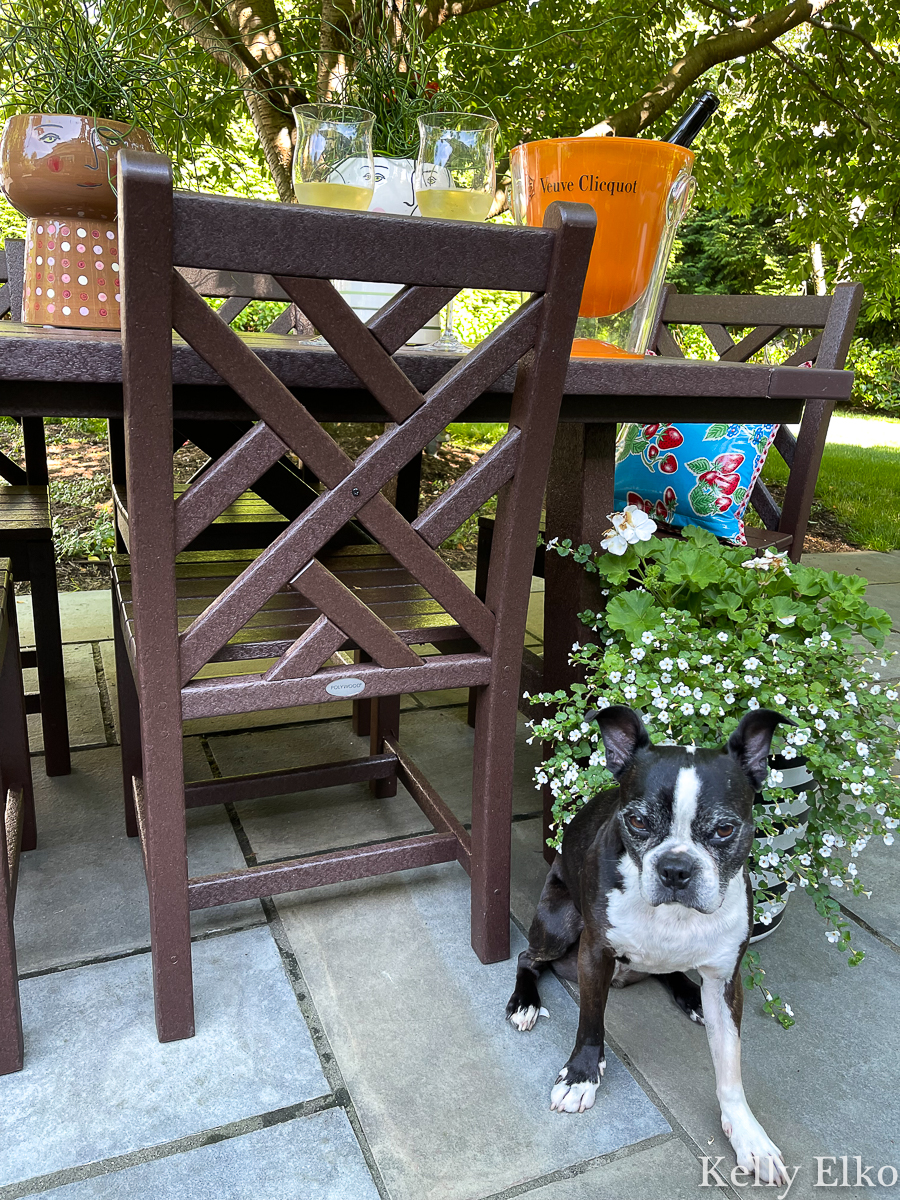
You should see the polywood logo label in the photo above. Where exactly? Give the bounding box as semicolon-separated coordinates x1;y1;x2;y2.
325;677;366;697
540;176;637;196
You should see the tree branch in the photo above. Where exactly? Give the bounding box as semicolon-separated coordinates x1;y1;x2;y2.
583;0;841;137
418;0;510;39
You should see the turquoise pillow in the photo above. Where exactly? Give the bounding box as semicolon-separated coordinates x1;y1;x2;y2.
613;421;778;544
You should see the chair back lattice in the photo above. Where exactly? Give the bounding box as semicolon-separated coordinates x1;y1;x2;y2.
650;283;863;555
117;151;595;713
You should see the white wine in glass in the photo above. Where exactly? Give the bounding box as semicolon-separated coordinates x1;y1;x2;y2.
414;113;499;353
291;104;376;211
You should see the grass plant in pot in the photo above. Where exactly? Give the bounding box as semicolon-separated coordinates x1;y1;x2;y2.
324;0;479;342
528;513;900;1025
0;0;196;330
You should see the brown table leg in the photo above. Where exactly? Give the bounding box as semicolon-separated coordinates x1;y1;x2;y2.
540;422;617;860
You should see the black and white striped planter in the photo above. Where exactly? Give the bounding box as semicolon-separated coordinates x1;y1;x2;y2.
749;754;813;942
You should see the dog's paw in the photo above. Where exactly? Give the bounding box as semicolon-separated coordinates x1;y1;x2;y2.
507;1004;549;1032
549;1061;605;1113
723;1110;787;1185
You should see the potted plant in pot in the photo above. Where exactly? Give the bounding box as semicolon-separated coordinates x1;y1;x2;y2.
0;0;197;330
528;513;900;1025
323;0;482;341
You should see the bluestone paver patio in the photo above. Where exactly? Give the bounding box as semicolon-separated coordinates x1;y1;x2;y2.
3;557;899;1199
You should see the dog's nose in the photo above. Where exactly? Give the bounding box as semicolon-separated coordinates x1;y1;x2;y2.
656;851;697;891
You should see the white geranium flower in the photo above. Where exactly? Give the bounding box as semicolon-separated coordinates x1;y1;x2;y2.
600;527;629;555
609;505;657;544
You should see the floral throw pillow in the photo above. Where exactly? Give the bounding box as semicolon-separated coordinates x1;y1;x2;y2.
613;421;779;544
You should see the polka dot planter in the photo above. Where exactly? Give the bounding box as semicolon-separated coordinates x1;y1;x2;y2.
23;217;122;330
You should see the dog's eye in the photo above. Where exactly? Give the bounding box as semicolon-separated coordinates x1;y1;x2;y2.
714;822;735;839
626;813;647;831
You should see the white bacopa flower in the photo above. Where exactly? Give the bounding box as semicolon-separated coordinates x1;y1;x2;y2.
677;658;689;671
782;747;796;760
681;702;695;715
660;672;672;683
822;833;836;846
819;846;832;858
887;690;898;702
850;782;863;796
871;684;882;695
863;765;875;777
717;632;729;643
826;930;841;943
886;817;900;830
631;647;646;660
743;657;760;671
641;631;654;644
815;719;827;731
857;742;870;757
832;877;844;888
700;655;713;665
623;684;638;700
768;769;784;785
724;693;735;704
568;730;580;742
659;658;673;671
774;693;787;705
820;631;832;643
885;834;896;846
847;863;858;877
609;671;621;683
798;853;812;866
714;663;725;673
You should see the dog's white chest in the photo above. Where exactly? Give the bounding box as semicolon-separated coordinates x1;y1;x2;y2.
605;855;748;975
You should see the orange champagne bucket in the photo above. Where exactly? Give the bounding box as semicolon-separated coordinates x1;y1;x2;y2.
511;137;696;357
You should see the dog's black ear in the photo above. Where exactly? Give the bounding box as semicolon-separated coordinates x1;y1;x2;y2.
591;705;651;778
726;708;794;791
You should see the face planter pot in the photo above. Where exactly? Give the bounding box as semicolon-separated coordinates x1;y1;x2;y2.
0;114;153;329
334;155;441;345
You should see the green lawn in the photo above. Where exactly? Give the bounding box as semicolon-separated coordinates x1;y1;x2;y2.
763;441;900;551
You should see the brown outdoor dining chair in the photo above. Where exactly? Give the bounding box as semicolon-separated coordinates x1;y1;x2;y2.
0;558;37;1076
0;239;71;776
111;150;595;1042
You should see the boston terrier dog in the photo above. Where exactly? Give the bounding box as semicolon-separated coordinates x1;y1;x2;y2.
507;704;790;1185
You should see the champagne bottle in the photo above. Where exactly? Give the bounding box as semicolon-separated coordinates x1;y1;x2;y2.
664;91;720;148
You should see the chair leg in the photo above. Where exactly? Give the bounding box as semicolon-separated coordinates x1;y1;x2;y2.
352;651;372;737
0;827;24;1074
370;694;400;798
469;677;514;964
139;721;195;1042
468;519;494;728
28;541;70;777
0;596;35;852
113;604;142;838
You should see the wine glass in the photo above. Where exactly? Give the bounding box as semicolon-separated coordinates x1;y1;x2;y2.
414;113;498;353
291;104;375;210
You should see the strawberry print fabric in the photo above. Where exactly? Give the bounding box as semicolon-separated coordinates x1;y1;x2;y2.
613;421;779;544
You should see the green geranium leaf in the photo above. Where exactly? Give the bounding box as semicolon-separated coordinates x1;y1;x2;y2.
681;524;721;548
605;591;663;642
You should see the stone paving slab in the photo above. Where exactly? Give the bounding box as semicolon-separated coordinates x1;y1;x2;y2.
510;1138;704;1200
2;928;328;1189
801;551;900;585
32;1109;379;1200
16;589;114;647
836;835;900;948
25;643;106;754
275;863;669;1200
16;746;263;973
600;891;900;1199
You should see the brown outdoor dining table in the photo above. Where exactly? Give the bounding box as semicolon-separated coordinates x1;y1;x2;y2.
0;320;853;707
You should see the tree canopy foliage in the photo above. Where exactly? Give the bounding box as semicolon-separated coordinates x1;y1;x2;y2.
1;0;899;334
